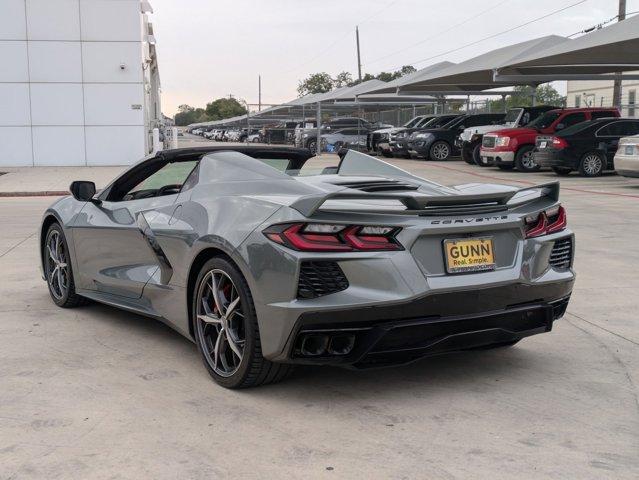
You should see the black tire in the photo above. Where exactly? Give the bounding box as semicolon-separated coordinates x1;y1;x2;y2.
43;223;88;308
428;141;451;161
497;164;514;171
252;137;260;143
471;143;484;166
578;151;604;177
552;167;572;176
462;145;475;164
307;139;317;155
514;145;539;172
192;256;292;389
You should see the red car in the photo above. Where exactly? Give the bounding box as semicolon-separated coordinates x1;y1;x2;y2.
479;107;620;172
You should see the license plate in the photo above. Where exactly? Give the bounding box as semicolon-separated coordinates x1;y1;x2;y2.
626;145;635;155
443;237;496;274
540;141;547;148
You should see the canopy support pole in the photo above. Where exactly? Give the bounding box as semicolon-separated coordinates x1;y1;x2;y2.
316;102;321;155
501;94;507;113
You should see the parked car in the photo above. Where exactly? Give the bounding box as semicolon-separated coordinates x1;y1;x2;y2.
532;118;639;177
214;130;226;141
480;107;620;172
40;146;574;388
226;129;243;142
322;128;368;151
262;122;299;144
295;120;318;147
390;115;460;158
458;106;557;166
203;129;216;139
407;114;506;161
323;117;372;131
614;135;639;178
247;132;261;143
368;115;432;157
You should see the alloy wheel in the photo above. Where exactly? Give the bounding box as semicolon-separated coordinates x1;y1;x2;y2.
520;151;538;170
45;230;69;300
582;154;602;176
196;269;246;377
431;142;449;160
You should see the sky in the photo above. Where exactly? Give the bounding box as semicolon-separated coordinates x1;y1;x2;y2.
150;0;637;116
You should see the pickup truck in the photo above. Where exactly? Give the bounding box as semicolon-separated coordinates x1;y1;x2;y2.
457;106;557;166
479;107;620;172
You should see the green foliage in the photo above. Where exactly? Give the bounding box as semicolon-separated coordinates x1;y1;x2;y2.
297;72;335;96
173;98;247;126
333;71;354;88
486;85;566;111
175;106;206;126
297;66;417;96
205;97;248;121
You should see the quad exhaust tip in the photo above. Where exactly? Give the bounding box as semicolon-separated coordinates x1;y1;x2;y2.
299;333;355;357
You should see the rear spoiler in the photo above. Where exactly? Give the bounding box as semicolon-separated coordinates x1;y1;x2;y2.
291;181;560;217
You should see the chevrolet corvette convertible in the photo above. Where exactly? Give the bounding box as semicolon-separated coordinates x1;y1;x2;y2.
39;146;575;388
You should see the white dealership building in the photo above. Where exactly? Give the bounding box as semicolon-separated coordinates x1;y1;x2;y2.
0;0;161;167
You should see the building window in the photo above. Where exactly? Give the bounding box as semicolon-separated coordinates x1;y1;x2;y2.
629;90;636;117
574;95;581;108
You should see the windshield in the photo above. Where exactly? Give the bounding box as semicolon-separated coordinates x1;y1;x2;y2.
504;108;522;124
526;111;560;130
403;116;423;128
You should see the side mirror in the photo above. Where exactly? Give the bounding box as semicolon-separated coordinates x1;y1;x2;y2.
69;181;97;202
555;123;565;131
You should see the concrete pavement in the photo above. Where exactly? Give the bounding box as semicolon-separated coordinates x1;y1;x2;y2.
0;158;638;479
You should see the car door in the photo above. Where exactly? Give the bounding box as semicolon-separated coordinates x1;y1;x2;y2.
72;159;198;299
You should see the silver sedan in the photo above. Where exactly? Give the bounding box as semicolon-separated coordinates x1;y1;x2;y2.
614;135;639;178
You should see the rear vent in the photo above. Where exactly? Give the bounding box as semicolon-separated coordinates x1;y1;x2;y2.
297;261;349;299
335;179;419;192
549;237;572;270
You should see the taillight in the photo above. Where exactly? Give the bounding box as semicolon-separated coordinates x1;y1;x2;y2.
524;205;567;238
263;223;402;252
551;136;569;149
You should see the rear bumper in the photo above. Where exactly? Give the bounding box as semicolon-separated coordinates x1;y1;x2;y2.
480;149;514;165
533;149;577;169
286;284;573;368
614;154;639;177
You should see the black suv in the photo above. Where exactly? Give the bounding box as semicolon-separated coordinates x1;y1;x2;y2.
407;113;506;160
390;114;460;158
533;117;639;177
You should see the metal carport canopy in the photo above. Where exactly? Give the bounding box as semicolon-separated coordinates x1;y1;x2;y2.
494;15;639;82
366;35;567;95
360;61;456;95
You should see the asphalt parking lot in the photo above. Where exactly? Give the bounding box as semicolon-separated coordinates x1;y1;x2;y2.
1;155;638;479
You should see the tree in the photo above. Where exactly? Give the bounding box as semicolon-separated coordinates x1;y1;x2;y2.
297;72;335;96
177;104;194;113
205;97;247;121
174;105;200;126
333;71;354;88
487;84;566;111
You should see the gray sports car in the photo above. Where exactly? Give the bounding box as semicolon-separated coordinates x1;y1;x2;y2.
39;146;575;388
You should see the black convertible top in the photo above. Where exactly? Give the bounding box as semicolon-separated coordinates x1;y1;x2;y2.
159;145;314;170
